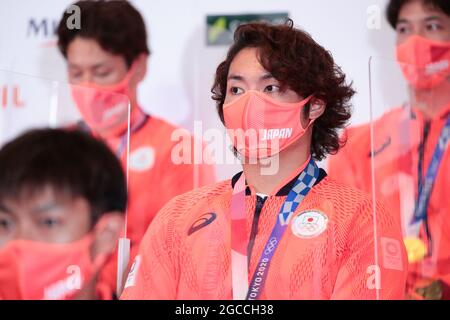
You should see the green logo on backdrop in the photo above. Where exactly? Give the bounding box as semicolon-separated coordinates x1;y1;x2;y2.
206;13;289;46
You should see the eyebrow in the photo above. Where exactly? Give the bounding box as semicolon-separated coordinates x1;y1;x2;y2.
0;202;64;217
397;15;442;24
68;62;107;70
396;18;410;25
260;73;275;81
30;202;63;215
0;203;12;214
227;74;244;81
227;73;275;81
424;16;442;22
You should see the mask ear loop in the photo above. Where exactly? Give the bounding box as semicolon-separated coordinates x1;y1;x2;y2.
299;96;316;131
116;100;132;297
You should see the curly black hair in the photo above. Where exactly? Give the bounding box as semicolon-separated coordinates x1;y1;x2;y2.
212;20;355;160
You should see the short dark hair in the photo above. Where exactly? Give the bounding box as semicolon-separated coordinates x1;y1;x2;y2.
387;0;450;28
57;0;150;67
0;128;127;225
212;20;355;161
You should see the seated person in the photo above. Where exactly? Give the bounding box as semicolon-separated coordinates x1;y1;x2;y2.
328;0;450;299
0;128;126;299
121;21;407;300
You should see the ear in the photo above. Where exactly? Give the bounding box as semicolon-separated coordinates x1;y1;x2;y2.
132;53;148;84
308;98;326;121
91;213;124;260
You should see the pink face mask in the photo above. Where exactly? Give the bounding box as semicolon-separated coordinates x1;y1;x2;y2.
0;234;106;300
223;90;313;159
396;35;450;90
70;66;136;137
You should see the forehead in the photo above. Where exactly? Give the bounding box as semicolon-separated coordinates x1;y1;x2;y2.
228;47;267;75
66;37;124;67
67;37;106;60
1;186;69;212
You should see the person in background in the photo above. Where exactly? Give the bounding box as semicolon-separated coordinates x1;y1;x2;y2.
57;0;216;293
0;128;126;299
328;0;450;299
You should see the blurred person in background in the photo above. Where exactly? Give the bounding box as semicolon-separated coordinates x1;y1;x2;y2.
57;0;216;293
0;128;126;299
328;0;450;299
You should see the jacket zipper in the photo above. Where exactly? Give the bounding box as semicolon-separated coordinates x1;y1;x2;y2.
247;195;267;266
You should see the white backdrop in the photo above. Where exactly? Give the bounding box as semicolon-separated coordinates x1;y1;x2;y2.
0;0;409;180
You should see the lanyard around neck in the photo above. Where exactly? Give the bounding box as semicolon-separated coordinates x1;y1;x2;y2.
230;157;319;300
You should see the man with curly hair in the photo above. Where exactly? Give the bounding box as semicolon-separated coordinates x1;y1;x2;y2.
121;21;407;300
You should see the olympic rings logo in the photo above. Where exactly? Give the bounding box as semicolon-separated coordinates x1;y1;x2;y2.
264;237;278;255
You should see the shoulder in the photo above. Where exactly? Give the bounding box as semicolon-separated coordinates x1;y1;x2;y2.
150;180;232;229
342;107;403;144
312;176;370;207
143;116;185;139
311;176;393;226
143;116;204;159
138;180;232;256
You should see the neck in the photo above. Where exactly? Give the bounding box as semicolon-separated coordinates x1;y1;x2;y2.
100;103;146;140
130;104;146;127
242;133;312;195
410;80;450;120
